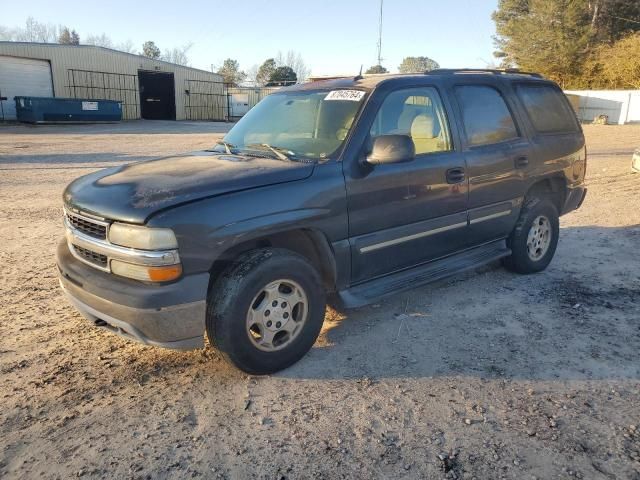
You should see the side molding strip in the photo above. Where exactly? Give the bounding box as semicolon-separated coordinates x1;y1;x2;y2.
360;221;468;253
469;210;512;225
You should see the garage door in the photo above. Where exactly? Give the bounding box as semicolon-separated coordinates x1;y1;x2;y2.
0;56;53;120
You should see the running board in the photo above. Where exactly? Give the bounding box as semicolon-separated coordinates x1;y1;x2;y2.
338;240;511;308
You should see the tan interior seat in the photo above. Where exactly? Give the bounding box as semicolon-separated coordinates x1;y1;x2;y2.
410;114;442;154
396;108;419;135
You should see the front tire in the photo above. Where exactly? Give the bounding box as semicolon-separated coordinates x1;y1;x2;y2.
502;196;559;274
206;249;326;374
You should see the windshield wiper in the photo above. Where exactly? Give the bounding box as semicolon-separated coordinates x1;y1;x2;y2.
214;140;236;154
244;143;293;161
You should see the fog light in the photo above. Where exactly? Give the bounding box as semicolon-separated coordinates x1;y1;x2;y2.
111;260;182;282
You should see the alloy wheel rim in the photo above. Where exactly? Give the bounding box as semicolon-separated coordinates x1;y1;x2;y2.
526;215;552;261
246;279;308;352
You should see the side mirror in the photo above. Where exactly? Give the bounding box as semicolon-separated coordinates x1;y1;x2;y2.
366;134;415;165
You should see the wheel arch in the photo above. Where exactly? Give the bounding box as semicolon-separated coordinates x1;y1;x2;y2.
208;228;338;294
525;176;567;213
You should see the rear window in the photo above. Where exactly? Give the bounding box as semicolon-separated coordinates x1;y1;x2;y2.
455;85;519;146
515;84;578;134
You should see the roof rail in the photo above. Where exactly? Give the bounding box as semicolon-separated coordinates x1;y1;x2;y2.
426;68;543;78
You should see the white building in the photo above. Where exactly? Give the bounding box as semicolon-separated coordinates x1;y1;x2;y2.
565;90;640;125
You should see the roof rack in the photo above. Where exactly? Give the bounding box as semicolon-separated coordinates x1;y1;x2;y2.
427;68;543;78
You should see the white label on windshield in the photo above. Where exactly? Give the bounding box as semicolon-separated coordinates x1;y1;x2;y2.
324;90;365;101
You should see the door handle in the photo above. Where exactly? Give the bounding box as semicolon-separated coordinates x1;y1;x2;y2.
515;156;529;168
446;167;465;184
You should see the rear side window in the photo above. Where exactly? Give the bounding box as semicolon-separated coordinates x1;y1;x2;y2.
455;85;518;147
515;84;578;133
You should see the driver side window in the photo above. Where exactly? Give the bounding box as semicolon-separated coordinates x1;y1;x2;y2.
370;87;452;155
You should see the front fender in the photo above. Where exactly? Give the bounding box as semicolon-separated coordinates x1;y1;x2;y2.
146;162;348;276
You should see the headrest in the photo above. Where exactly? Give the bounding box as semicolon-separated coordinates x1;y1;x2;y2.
410;114;436;139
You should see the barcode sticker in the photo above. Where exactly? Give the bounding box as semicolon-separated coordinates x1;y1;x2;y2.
324;90;366;101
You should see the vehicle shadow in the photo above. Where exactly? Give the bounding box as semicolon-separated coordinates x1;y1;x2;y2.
278;224;640;382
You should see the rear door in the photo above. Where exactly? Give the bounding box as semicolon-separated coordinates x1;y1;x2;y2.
343;85;469;283
451;81;530;243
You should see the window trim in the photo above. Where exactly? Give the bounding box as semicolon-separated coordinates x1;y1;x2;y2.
513;82;581;136
368;85;456;156
453;83;522;149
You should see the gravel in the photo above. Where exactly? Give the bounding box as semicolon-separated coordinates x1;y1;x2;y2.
1;121;639;479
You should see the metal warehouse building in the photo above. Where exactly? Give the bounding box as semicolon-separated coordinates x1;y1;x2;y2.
0;42;226;121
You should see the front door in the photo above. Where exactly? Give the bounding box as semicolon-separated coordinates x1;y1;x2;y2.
139;71;176;120
344;86;469;283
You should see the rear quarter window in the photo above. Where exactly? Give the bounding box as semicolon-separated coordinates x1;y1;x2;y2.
515;84;579;134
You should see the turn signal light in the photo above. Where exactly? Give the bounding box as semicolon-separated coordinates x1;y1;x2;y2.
111;260;182;282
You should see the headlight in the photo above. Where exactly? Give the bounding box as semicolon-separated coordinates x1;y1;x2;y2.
108;223;178;250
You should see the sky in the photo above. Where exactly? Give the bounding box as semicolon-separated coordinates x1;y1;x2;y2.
1;0;500;76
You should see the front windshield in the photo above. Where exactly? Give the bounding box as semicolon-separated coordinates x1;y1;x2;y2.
219;89;366;160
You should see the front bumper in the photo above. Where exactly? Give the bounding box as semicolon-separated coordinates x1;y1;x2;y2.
57;240;208;350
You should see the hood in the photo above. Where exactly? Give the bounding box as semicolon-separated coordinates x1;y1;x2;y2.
63;151;315;223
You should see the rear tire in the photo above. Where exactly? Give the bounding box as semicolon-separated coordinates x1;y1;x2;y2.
502;196;559;274
206;248;326;375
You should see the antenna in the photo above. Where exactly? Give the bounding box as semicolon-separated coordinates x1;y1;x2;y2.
376;0;384;66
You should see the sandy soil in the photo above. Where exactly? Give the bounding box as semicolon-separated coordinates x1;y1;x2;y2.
0;121;639;480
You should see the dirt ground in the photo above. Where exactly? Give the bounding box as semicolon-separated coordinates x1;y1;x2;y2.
0;121;639;480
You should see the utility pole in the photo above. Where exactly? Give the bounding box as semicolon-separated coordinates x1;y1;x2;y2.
376;0;384;66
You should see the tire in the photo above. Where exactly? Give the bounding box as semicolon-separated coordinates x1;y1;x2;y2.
502;196;560;274
206;248;326;375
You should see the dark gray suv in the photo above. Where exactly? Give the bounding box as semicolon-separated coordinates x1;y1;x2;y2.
57;69;587;374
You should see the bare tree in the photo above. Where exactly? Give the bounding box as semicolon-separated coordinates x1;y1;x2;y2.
161;43;193;66
84;33;113;48
83;35;136;54
245;64;259;86
0;18;191;61
116;39;136;54
275;51;310;83
0;26;12;40
10;17;58;42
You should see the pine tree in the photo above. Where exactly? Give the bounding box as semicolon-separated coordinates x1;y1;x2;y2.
493;0;640;87
58;27;72;44
365;65;388;74
141;41;161;59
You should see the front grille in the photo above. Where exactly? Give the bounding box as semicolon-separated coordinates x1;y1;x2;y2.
73;245;108;267
66;212;107;239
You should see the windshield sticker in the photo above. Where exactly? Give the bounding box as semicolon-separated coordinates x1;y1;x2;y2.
324;90;366;102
